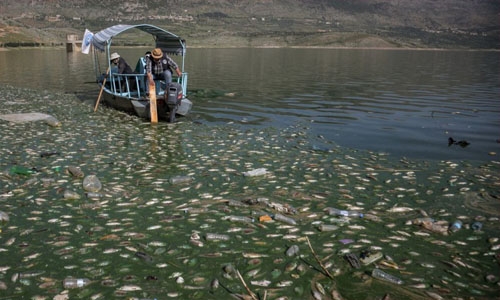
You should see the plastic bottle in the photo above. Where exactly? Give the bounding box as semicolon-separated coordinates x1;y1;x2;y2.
273;213;297;225
318;224;339;232
82;175;102;192
242;168;268;177
0;211;9;222
63;190;81;200
86;192;103;199
224;215;254;223
325;207;363;218
360;251;383;265
371;268;403;285
285;245;300;257
63;278;91;288
471;221;483;231
169;175;193;184
448;220;462;233
9;166;37;175
205;233;230;241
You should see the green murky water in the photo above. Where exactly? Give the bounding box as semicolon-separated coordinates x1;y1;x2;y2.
0;85;499;299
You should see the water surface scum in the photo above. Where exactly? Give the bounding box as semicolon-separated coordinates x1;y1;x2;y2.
0;85;499;299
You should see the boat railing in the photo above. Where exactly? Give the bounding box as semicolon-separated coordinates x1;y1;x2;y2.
108;73;144;98
107;72;188;99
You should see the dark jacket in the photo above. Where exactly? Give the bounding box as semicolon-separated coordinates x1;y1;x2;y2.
116;57;133;74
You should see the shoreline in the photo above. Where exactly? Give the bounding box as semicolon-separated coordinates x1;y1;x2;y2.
1;45;499;52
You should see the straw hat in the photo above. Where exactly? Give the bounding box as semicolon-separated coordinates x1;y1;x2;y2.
151;48;163;59
110;52;120;61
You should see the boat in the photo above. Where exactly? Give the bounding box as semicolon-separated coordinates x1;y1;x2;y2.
88;24;192;122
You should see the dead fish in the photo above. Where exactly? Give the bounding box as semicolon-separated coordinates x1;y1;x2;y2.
284;261;298;272
135;252;153;263
0;266;10;273
331;289;345;300
245;268;260;278
425;291;444;300
315;282;326;295
250;280;271;287
286;245;299;256
210;278;219;291
387;207;414;213
4;238;15;246
117;284;142;291
22;253;41;262
276;280;293;287
312;290;323;300
420;262;436;268
103;248;120;254
242;253;269;258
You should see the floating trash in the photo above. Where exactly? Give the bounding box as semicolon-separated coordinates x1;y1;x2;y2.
242;168;268;177
82;175;102;192
0;211;9;223
0;85;498;299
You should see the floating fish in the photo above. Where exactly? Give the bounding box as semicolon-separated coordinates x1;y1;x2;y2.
387;207;414;213
117;284;142;291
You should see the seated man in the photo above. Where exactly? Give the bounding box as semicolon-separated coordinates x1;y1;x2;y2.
110;52;136;91
145;48;182;95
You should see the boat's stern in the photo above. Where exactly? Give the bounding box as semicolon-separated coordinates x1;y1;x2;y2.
130;96;191;122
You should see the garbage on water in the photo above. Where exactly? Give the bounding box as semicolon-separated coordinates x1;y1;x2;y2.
9;166;37;176
0;211;9;222
448;220;463;233
325;207;363;218
82;175;102;192
242;168;268;177
63;278;91;289
372;268;404;285
273;213;297;225
169;175;193;184
0;85;498;299
63;189;80;200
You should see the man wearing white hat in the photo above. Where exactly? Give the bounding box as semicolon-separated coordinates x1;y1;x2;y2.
110;52;133;75
110;52;135;91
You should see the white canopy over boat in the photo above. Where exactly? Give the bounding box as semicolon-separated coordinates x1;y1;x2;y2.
92;24;186;55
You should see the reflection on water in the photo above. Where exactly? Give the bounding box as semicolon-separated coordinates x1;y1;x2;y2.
0;48;498;161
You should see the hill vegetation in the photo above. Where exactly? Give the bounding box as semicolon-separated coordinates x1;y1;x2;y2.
0;0;498;49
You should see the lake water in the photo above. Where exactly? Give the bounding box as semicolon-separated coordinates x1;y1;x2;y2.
0;48;499;299
0;48;498;162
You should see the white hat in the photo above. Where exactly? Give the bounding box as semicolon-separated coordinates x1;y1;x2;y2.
110;52;120;61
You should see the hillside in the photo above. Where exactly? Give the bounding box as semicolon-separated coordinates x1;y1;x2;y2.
0;0;499;49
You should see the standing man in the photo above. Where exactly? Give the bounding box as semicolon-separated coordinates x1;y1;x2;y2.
146;48;182;95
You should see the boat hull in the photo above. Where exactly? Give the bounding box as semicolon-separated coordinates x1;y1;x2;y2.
101;92;192;121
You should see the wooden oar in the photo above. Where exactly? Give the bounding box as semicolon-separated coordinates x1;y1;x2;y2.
94;67;110;112
147;73;158;123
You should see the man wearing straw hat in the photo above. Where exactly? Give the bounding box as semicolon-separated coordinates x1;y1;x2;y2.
145;48;182;96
